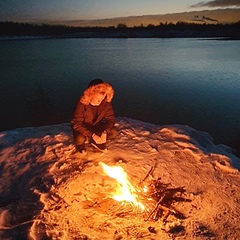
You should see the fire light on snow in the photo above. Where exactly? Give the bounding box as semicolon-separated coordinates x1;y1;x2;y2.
100;162;145;210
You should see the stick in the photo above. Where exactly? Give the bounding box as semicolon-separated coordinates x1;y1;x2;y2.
144;194;164;221
140;159;157;184
141;166;153;184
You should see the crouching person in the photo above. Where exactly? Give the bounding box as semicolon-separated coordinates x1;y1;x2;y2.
71;78;117;153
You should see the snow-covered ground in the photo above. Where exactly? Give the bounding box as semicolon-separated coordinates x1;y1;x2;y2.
0;117;240;240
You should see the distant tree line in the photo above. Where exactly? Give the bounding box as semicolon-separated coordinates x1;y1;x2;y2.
0;21;239;39
0;22;74;36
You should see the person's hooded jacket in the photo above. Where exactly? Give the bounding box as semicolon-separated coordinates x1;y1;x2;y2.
71;81;115;138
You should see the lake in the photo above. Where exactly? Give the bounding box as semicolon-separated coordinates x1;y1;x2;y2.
1;38;240;150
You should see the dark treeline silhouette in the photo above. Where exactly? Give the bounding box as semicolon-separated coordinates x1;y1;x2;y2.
0;21;240;39
0;22;74;37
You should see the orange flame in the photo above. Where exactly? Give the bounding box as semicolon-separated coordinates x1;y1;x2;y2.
100;162;144;210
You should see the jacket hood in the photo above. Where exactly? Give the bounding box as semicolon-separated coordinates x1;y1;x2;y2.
80;82;114;105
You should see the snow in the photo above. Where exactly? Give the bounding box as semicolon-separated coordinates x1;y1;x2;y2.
0;117;240;240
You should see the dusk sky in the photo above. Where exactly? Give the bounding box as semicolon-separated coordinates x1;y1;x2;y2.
0;0;240;22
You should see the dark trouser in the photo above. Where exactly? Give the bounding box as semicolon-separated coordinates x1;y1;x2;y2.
73;125;118;146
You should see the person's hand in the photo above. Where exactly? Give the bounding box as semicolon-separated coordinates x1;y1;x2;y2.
92;133;102;144
92;131;107;144
100;131;107;143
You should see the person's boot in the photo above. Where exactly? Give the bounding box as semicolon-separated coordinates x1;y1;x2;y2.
76;144;86;153
95;143;106;151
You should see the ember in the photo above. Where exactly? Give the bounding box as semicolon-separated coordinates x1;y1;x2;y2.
100;162;145;210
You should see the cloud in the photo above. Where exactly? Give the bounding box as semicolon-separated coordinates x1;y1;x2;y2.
191;0;240;8
192;15;219;22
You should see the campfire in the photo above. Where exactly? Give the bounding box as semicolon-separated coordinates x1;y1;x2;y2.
100;162;145;210
100;162;190;223
35;160;192;239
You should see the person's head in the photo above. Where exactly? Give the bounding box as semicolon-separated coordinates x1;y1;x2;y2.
80;78;114;106
90;91;106;106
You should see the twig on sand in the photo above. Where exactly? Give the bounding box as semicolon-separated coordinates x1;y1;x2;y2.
140;159;158;185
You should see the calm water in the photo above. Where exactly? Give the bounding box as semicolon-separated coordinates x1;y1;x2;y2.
1;38;240;149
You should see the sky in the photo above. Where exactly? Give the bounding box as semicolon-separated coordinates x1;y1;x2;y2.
0;0;240;22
